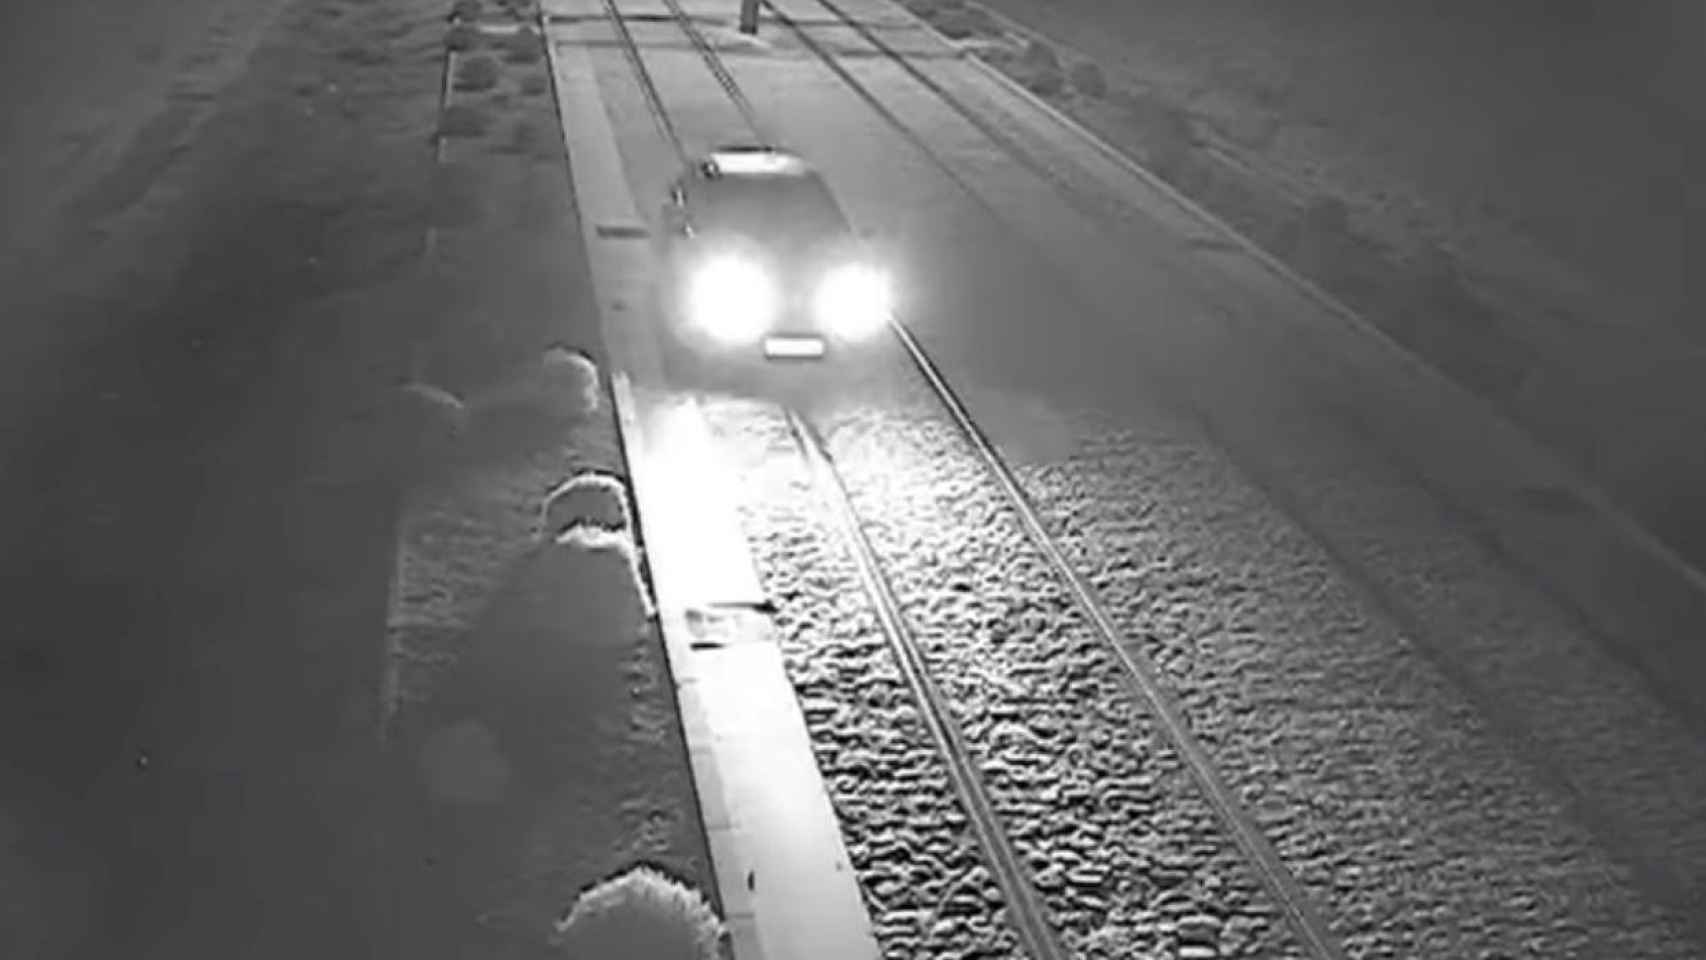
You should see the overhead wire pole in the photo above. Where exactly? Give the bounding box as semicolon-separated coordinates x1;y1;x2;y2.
739;0;759;34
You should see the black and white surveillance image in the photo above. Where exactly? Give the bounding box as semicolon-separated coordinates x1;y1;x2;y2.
2;0;1701;956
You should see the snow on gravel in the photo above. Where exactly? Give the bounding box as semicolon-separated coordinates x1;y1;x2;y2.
702;326;1706;959
963;390;1706;957
705;395;1025;960
803;373;1306;960
707;374;1311;955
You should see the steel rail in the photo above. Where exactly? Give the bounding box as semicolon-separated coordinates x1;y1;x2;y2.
772;0;1706;937
656;0;773;143
570;0;1701;950
888;319;1351;960
633;11;1068;953
758;5;1350;957
775;0;1147;245
785;407;1070;960
597;0;691;165
607;5;1348;955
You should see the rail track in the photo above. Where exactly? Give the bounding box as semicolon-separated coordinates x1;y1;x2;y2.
584;1;1349;957
560;0;1706;957
718;0;1706;944
787;407;1071;960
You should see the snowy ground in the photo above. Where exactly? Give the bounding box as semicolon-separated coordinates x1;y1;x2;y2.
2;0;711;954
910;0;1706;566
2;0;443;950
4;0;1699;954
374;4;717;954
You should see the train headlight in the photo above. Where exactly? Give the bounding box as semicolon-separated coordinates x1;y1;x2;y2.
688;255;778;344
814;263;890;341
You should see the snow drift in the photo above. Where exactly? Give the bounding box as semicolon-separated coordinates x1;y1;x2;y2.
554;865;724;960
540;470;631;540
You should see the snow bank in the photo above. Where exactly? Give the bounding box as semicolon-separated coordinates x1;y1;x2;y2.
553;865;724;960
539;470;631;540
471;344;600;423
472;523;651;704
533;345;601;419
415;522;653;792
458;346;602;461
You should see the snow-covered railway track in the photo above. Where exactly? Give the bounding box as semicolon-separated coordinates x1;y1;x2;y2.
786;407;1070;960
569;0;1706;954
878;328;1346;960
592;0;1351;955
781;373;1347;959
709;2;1706;951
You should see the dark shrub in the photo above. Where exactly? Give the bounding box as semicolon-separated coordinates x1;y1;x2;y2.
455;54;501;92
1068;61;1107;98
501;27;541;64
933;7;979;39
1027;66;1065;97
445;23;479;51
438;103;489;138
1023;38;1059;72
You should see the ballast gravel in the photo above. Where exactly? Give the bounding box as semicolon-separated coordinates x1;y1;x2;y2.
810;388;1306;960
689;309;1704;960
951;370;1706;960
704;397;1025;960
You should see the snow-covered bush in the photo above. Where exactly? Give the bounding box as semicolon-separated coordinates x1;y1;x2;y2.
479;524;651;701
459;346;601;460
437;525;653;781
540;471;631;540
472;345;600;424
531;345;602;420
550;523;651;624
554;866;724;960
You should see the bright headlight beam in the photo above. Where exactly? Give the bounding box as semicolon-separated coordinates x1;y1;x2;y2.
689;255;778;344
814;264;891;340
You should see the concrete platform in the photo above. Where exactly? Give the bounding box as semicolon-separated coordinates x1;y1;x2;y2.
544;20;880;960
